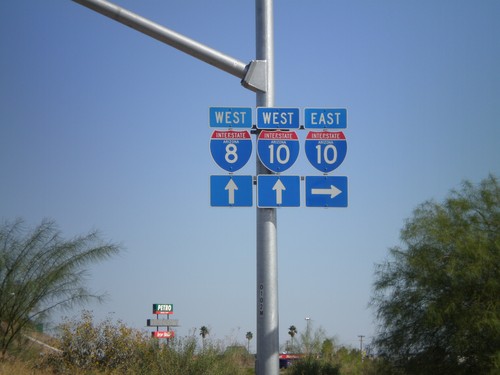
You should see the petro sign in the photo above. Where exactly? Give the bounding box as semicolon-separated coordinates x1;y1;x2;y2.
153;304;173;315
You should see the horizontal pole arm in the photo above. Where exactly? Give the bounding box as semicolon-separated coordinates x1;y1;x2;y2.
72;0;249;80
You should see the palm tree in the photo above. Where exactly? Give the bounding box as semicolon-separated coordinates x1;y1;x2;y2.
246;331;253;352
199;326;209;349
288;325;297;352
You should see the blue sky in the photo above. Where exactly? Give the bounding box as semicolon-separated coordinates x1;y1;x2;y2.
1;0;499;351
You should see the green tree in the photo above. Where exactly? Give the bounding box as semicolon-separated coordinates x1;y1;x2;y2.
371;175;500;374
288;325;297;351
245;331;253;352
0;218;120;357
321;338;335;361
298;323;327;357
200;325;209;349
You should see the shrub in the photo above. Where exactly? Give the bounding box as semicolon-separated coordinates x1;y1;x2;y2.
288;355;340;375
43;311;146;373
40;312;253;375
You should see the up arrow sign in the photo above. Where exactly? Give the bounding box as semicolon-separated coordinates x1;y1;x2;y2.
210;176;252;207
257;175;300;207
272;179;286;205
311;185;342;198
225;178;238;205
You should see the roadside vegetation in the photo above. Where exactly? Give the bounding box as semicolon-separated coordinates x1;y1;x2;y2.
1;311;383;374
2;311;255;375
1;175;497;374
371;175;499;374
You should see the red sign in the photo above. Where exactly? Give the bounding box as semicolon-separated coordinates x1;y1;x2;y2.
279;353;303;361
152;331;175;339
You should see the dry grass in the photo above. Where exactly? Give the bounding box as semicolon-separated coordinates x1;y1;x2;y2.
0;359;51;375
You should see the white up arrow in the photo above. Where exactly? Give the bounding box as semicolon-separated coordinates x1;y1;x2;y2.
225;178;238;204
272;179;286;205
311;185;342;198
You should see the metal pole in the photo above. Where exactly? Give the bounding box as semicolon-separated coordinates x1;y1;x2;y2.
255;1;278;374
358;335;365;361
72;0;248;80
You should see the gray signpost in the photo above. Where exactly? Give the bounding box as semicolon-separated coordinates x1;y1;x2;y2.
72;1;278;373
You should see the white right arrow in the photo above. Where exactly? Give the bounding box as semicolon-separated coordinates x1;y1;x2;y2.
272;179;286;205
311;185;342;198
225;178;238;204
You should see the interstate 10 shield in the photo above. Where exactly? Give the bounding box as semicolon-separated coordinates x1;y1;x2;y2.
210;130;252;172
305;131;347;173
257;130;299;173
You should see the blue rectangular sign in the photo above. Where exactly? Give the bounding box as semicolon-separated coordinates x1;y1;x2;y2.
209;107;252;128
256;107;300;129
304;108;347;129
305;176;348;207
210;175;253;207
257;175;301;207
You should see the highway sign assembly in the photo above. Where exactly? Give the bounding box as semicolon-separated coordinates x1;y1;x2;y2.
304;131;347;173
210;129;252;172
305;176;348;207
257;130;300;173
210;175;253;207
209;107;252;128
209;109;350;208
257;175;300;207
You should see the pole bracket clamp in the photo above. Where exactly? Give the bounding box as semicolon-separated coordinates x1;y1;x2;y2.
241;60;267;93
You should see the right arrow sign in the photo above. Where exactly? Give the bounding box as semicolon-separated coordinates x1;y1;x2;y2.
311;185;343;199
306;176;348;207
